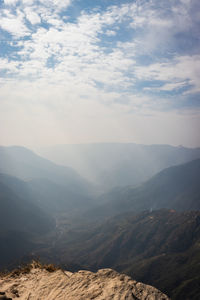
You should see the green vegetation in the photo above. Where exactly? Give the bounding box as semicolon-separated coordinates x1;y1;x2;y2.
38;210;200;300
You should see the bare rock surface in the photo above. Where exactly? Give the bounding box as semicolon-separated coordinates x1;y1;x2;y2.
0;266;170;300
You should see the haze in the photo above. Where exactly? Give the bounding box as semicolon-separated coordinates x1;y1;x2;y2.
0;0;200;148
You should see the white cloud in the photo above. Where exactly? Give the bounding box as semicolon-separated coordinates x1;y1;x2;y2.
0;8;30;37
22;0;34;4
52;0;71;9
0;16;29;37
0;0;200;147
4;0;71;9
144;81;188;92
38;0;71;12
1;1;199;97
4;0;19;5
135;55;200;94
1;0;199;96
24;8;41;25
105;30;116;36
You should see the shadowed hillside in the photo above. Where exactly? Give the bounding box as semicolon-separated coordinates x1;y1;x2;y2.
0;173;55;268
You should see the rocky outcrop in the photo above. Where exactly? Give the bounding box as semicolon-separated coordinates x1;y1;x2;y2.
0;266;170;300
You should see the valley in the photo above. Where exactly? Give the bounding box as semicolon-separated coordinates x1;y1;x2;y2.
0;144;200;299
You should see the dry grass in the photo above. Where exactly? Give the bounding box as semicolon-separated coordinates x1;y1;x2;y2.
0;260;59;278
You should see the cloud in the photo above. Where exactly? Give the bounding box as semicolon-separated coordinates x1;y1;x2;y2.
134;55;200;94
1;0;199;96
0;0;200;147
146;81;187;92
41;0;71;11
24;8;41;25
0;0;199;102
4;0;19;5
0;9;30;37
105;30;116;36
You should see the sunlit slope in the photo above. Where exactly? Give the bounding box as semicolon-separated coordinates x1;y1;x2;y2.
0;263;169;300
49;209;200;300
86;158;200;219
38;143;200;188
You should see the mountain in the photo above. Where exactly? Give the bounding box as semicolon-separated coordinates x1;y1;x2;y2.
0;145;92;195
85;158;200;219
37;143;200;189
0;145;96;215
43;209;200;300
0;173;55;268
0;146;97;269
27;178;94;215
0;172;92;220
0;173;54;234
0;145;199;299
0;263;169;299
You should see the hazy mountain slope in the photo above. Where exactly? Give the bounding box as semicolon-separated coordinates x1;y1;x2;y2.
0;171;93;221
0;146;92;195
0;173;54;233
27;178;94;215
0;173;55;268
44;210;200;299
37;143;200;188
86;159;200;219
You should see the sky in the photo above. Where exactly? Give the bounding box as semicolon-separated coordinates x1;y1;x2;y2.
0;0;200;148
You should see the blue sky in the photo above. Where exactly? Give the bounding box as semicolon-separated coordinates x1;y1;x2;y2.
0;0;200;147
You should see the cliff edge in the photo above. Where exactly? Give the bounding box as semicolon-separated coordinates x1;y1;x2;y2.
0;264;169;300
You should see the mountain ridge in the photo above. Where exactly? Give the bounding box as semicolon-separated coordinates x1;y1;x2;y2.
37;143;200;189
85;158;200;220
0;145;92;195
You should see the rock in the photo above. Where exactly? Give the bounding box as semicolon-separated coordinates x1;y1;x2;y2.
0;292;12;300
0;267;170;299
